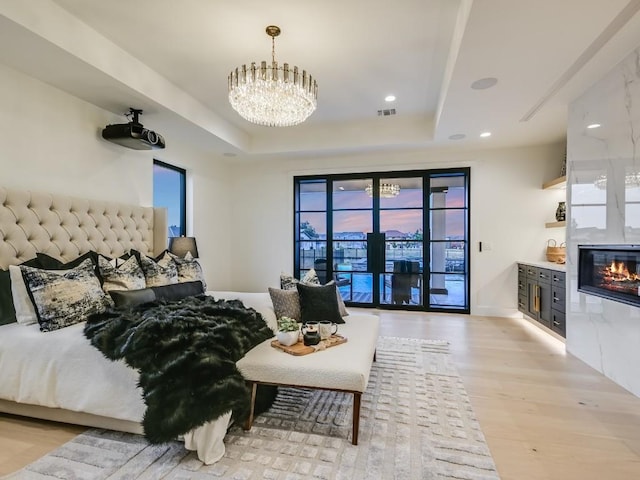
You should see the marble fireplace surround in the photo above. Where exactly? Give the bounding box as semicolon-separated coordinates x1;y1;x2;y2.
567;46;640;397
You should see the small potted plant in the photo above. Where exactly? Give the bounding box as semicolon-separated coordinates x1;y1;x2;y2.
276;316;300;346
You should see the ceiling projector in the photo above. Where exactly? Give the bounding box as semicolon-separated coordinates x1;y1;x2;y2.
101;108;165;150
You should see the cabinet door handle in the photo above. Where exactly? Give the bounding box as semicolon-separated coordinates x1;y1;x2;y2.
553;296;559;302
553;321;561;326
553;277;560;282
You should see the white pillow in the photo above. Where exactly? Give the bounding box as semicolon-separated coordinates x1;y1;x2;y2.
9;265;39;325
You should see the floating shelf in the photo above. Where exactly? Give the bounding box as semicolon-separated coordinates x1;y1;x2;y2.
545;221;566;228
542;175;567;190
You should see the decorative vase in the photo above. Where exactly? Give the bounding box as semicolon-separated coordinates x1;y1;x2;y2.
555;201;566;222
276;330;299;346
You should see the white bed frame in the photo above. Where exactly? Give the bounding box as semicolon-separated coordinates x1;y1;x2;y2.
0;186;167;433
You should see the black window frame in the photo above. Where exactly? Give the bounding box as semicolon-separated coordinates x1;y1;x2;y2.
293;168;471;313
153;159;187;238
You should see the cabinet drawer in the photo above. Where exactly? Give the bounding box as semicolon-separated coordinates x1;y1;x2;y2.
518;275;527;295
551;310;566;337
552;286;565;313
526;266;539;280
538;268;551;285
551;271;566;287
518;294;527;313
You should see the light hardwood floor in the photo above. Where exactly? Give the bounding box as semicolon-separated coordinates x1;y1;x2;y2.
2;311;640;479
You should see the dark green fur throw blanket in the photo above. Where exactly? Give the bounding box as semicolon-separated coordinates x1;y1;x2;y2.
84;295;274;443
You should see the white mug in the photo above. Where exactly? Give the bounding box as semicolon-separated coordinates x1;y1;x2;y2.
318;321;338;340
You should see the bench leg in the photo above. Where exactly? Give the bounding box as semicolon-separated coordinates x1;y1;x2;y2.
352;392;361;445
243;382;257;431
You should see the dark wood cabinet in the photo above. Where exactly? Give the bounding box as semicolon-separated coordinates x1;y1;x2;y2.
518;263;565;338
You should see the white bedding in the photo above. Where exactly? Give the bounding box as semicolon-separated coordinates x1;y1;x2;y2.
0;321;144;421
0;317;233;464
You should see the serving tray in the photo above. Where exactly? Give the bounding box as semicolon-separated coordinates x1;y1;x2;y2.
270;335;348;356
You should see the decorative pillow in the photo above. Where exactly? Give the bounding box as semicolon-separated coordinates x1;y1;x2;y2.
279;270;348;317
268;287;301;321
2;258;41;326
109;281;205;308
139;252;178;287
324;280;349;317
109;287;156;308
98;255;145;293
280;269;320;290
168;251;207;290
20;259;113;332
36;251;97;270
0;269;15;326
296;282;344;324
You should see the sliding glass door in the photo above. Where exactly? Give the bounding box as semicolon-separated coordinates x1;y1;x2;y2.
294;168;469;313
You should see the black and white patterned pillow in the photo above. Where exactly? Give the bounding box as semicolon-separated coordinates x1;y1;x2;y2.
20;259;113;332
139;252;178;287
98;255;146;293
168;251;207;290
280;269;320;290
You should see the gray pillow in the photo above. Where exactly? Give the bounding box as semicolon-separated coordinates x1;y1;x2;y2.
20;259;113;332
268;287;301;321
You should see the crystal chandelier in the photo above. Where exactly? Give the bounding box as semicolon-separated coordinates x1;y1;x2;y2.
228;26;318;127
594;171;640;189
365;183;401;198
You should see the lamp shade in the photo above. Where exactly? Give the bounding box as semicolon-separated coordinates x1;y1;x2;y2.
168;236;199;258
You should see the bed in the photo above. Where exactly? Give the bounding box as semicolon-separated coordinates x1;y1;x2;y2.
0;186;244;464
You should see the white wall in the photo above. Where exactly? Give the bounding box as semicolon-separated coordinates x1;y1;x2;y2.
227;143;565;316
0;63;234;289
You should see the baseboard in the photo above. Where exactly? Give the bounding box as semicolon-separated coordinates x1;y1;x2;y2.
471;306;522;318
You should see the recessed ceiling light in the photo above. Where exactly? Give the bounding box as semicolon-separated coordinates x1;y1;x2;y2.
480;132;492;138
385;95;396;102
449;134;466;140
587;123;601;129
471;77;498;90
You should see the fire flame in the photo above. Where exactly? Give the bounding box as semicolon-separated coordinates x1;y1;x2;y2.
606;261;640;282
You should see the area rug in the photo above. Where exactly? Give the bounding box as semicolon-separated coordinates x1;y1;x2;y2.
5;337;500;480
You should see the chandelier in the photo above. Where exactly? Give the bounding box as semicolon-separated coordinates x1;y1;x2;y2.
594;171;640;189
228;25;318;127
365;183;401;198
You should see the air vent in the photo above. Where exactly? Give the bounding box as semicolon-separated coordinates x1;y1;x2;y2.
377;108;396;116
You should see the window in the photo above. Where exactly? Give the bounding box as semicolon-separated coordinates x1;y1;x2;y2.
153;160;186;238
294;168;470;313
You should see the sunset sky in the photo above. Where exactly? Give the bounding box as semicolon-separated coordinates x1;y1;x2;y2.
300;186;466;237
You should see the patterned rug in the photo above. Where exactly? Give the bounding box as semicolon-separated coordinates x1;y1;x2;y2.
5;337;500;479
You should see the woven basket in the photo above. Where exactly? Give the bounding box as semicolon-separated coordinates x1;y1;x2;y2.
546;239;566;263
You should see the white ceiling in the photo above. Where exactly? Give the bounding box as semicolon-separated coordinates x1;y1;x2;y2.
2;0;640;160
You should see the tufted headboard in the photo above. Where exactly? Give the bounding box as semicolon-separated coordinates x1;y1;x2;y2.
0;187;168;269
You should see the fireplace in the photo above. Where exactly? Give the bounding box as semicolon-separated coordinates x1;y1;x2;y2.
578;245;640;307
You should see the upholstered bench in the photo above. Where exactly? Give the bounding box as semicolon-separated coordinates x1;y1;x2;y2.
210;291;380;445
